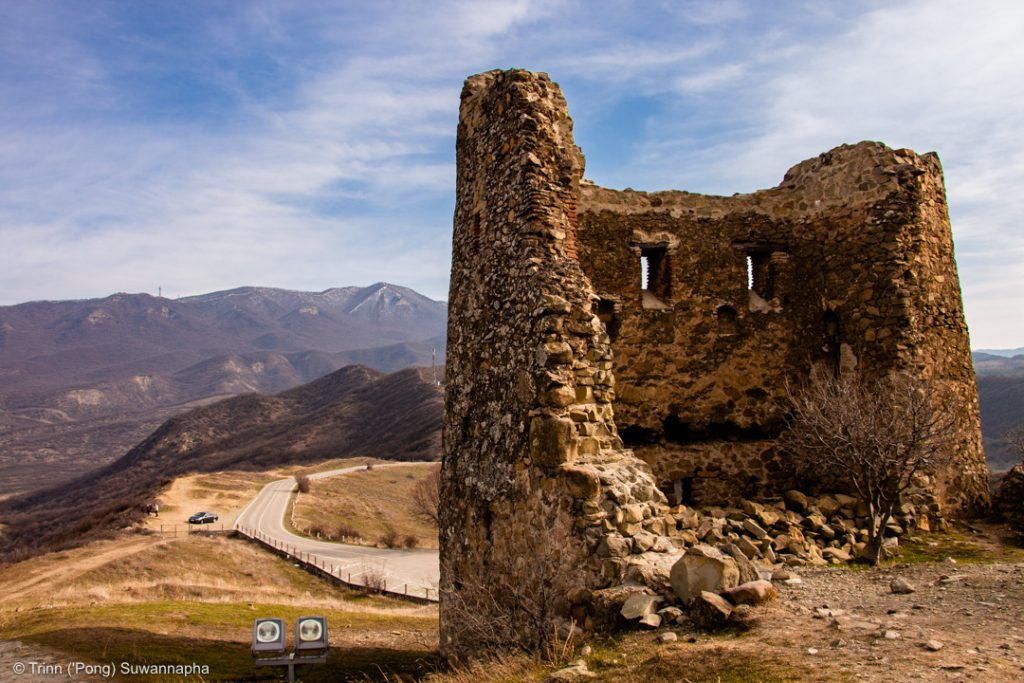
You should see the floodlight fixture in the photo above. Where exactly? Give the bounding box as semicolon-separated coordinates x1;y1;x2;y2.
294;616;328;651
251;618;286;654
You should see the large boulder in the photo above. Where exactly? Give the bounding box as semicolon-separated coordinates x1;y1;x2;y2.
670;544;740;602
993;463;1024;535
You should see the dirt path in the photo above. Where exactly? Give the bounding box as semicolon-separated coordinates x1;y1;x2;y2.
0;537;157;607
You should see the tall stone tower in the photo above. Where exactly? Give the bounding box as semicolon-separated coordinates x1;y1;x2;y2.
440;70;676;658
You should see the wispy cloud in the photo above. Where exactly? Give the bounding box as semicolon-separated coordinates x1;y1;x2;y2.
0;1;1021;346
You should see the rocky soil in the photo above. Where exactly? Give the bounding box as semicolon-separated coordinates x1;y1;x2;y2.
768;557;1024;681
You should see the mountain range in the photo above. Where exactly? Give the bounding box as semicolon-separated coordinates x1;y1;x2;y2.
0;284;446;495
0;364;442;560
973;351;1024;472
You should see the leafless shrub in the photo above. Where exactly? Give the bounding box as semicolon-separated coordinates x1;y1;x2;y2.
782;368;958;565
1004;426;1024;462
295;474;311;494
412;464;441;526
441;525;583;659
306;523;332;540
366;463;375;471
378;527;401;548
335;523;362;541
362;569;387;592
403;534;419;549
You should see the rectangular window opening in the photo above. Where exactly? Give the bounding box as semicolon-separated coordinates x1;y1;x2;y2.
640;246;670;309
746;251;771;300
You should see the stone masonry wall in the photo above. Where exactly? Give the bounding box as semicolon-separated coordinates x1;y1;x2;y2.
440;70;679;659
577;143;989;510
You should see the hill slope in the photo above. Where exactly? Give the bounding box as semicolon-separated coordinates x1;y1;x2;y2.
0;364;442;560
0;283;446;495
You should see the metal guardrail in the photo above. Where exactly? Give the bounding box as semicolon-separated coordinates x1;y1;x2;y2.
157;523;232;537
235;525;438;604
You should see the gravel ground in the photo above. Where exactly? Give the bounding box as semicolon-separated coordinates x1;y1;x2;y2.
761;557;1024;681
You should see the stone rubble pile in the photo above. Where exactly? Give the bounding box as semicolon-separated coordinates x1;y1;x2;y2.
992;463;1024;535
608;488;945;631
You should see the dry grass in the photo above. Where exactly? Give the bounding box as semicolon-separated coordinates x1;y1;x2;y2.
0;529;439;681
0;533;429;614
292;463;440;548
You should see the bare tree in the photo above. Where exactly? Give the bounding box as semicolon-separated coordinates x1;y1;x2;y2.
994;425;1024;534
411;464;441;526
1004;426;1024;461
295;474;311;494
783;368;958;565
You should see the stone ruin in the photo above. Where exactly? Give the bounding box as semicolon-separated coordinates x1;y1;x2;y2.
439;69;990;658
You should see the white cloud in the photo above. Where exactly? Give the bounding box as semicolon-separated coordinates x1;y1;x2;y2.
0;0;1022;348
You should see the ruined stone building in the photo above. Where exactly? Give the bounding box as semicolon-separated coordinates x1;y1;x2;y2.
440;69;989;656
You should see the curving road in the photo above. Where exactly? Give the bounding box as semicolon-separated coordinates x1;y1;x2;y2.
234;463;439;601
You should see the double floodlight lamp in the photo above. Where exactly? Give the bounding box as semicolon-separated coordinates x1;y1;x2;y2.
252;615;328;655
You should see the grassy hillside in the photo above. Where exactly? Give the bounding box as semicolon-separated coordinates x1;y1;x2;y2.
0;365;442;561
0;533;438;682
292;463;440;548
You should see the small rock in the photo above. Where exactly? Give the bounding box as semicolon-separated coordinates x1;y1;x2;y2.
822;547;853;563
579;645;593;656
723;580;778;606
620;593;661;620
545;660;595;682
638;613;662;629
925;640;944;651
742;519;768;539
729;603;757;627
658;606;684;623
784;490;810;513
884;630;900;640
657;632;678;644
807;647;819;655
890;577;916;595
736;536;762;559
690;591;733;630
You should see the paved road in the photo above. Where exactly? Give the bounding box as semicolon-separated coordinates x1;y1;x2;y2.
234;463;440;601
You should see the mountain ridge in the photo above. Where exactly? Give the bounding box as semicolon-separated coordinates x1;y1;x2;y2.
0;283;447;496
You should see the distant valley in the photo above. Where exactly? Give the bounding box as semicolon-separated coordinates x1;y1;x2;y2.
0;283;445;495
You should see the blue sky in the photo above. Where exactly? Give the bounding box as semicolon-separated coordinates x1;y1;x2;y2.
1;1;1022;348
